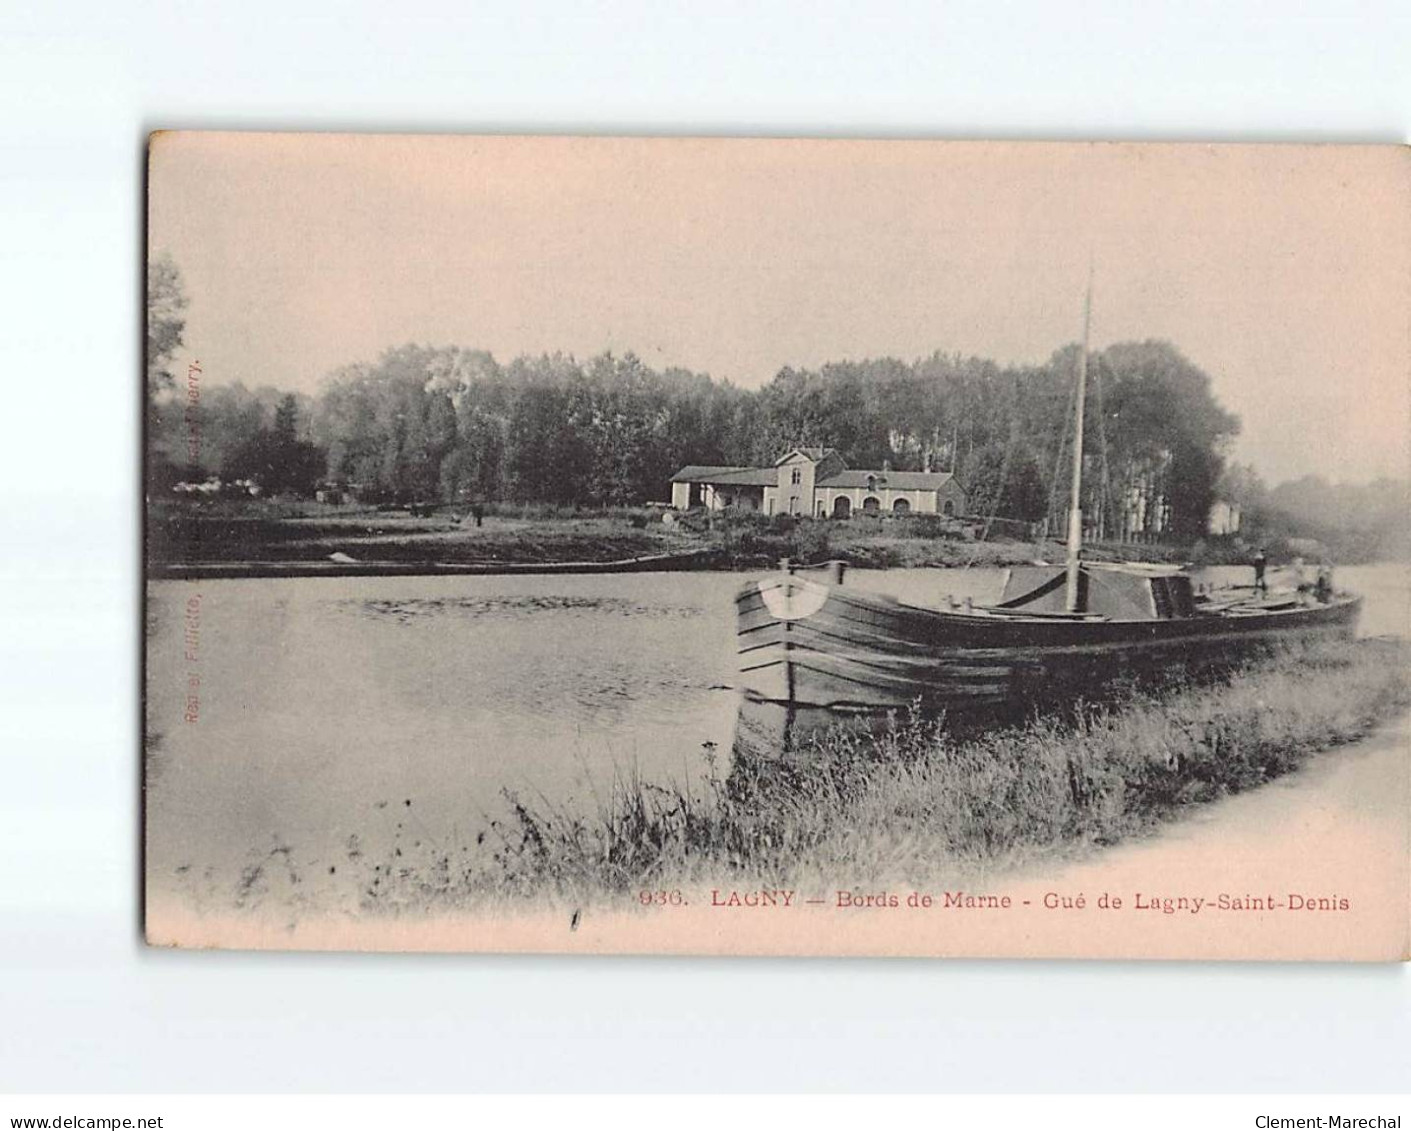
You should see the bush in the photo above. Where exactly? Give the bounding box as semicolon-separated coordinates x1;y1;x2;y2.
790;521;831;563
351;636;1410;910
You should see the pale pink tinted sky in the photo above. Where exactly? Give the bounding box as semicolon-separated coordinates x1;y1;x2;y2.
149;134;1409;485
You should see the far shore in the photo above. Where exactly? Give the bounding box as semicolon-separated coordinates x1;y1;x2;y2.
146;497;1263;580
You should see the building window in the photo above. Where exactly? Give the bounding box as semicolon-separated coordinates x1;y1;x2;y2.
893;498;911;514
866;475;876;492
862;496;881;514
791;468;802;485
943;500;955;517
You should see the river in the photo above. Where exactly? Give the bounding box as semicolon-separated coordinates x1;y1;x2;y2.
144;562;1408;915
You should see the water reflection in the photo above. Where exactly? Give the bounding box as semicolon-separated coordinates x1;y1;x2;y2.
145;562;1406;911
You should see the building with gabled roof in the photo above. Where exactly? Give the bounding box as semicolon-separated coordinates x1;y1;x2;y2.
669;448;966;518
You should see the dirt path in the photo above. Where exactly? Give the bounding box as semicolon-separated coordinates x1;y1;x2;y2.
1017;713;1411;960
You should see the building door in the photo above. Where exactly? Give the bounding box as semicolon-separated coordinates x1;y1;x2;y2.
862;496;881;515
892;498;910;514
832;496;851;519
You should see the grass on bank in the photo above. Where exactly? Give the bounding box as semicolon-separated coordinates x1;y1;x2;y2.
147;500;694;565
150;495;1216;570
357;636;1411;913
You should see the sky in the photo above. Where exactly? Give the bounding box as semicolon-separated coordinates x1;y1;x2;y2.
149;133;1409;486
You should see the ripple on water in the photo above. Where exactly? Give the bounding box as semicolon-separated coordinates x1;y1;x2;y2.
344;594;706;624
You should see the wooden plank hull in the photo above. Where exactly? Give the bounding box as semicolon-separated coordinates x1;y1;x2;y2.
735;573;1363;717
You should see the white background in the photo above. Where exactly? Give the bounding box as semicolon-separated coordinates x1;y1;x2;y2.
1;0;1408;1094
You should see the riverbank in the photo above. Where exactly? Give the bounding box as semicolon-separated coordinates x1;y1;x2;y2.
357;636;1411;911
147;502;693;570
147;498;1207;575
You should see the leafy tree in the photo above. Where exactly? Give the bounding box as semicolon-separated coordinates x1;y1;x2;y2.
146;253;188;409
222;394;325;496
275;333;1247;542
145;254;190;489
1096;341;1240;540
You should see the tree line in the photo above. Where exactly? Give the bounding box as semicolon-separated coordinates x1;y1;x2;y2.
1217;464;1410;562
149;255;1246;542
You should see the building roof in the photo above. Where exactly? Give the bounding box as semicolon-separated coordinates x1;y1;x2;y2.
819;470;960;491
774;446;839;465
670;461;963;493
669;465;777;486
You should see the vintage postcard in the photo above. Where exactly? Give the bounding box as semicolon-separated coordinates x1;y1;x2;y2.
144;133;1410;959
